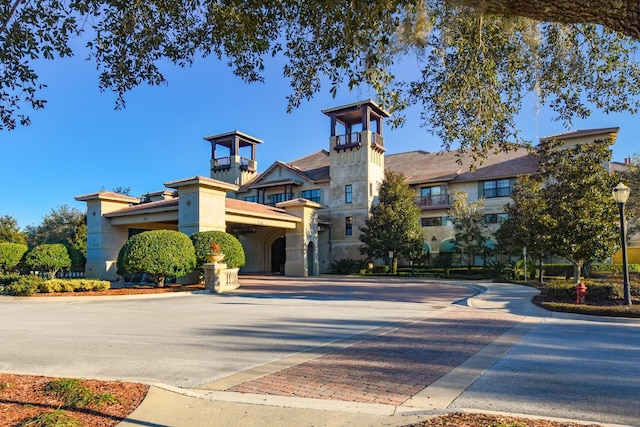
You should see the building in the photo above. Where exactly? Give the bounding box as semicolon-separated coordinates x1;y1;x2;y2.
76;100;637;280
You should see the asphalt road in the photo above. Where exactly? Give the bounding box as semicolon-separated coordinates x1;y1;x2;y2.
0;277;470;388
451;315;640;426
2;276;640;426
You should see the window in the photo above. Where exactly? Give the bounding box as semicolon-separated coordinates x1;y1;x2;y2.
421;217;443;227
420;185;442;197
485;213;509;224
270;193;292;204
345;216;353;236
345;185;352;203
244;195;260;203
483;179;511;198
300;189;322;203
419;185;447;206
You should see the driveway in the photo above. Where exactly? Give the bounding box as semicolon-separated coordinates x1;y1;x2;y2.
0;276;474;388
2;276;640;426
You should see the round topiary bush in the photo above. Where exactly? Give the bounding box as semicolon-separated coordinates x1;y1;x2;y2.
0;242;28;274
117;230;196;287
190;231;246;269
25;243;71;278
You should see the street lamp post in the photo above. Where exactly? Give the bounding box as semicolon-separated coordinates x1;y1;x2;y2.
612;182;632;306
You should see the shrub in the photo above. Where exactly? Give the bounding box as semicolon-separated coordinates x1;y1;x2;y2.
37;279;110;293
190;231;246;269
0;242;28;274
25;244;71;278
328;258;366;274
117;230;196;287
45;378;119;408
3;275;47;296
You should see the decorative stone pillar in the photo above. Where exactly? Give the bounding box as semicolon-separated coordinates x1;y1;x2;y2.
277;198;321;277
203;262;240;293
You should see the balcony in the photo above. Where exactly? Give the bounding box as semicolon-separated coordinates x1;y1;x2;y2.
239;157;256;172
334;132;362;151
370;132;385;151
212;156;231;170
415;194;450;210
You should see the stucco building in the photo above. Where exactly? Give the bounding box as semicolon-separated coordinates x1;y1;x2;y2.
76;100;638;281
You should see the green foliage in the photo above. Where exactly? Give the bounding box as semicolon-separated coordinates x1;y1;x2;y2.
1;275;47;296
0;242;28;273
503;260;538;281
360;171;424;262
4;1;640;164
117;230;196;286
18;409;82;427
449;192;490;271
37;279;110;293
25;244;72;278
25;206;87;270
0;215;27;244
328;258;366;275
45;378;119;408
190;231;246;269
539;301;640;318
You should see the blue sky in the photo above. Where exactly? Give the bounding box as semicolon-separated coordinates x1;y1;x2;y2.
2;51;639;230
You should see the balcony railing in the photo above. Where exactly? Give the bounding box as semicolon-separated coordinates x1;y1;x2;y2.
370;132;384;149
212;156;231;170
334;132;362;150
239;157;256;172
415;194;450;209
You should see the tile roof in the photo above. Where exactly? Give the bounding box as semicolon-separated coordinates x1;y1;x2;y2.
539;127;620;143
105;196;299;222
385;148;539;185
288;150;330;182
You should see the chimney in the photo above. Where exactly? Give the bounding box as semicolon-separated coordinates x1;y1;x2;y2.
624;157;632;164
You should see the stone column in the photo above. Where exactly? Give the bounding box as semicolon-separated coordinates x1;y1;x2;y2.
75;192;140;281
165;176;239;235
277;198;321;277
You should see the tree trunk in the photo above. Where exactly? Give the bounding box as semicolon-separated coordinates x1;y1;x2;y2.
453;0;640;40
156;275;165;287
572;261;583;284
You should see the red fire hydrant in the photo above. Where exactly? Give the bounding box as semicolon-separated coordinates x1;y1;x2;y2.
575;281;588;304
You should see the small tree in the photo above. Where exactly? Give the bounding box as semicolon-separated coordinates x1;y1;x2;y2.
0;242;28;274
117;230;196;287
0;215;27;245
359;171;424;272
25;243;71;278
190;231;246;270
449;192;490;272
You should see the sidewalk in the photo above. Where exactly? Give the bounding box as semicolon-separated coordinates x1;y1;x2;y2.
116;281;628;427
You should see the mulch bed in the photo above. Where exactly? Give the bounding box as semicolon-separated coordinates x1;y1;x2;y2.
0;374;148;427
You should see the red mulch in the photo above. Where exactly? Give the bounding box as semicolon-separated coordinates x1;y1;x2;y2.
0;374;148;427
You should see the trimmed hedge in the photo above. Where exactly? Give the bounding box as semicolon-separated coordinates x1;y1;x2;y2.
540;279;640;303
190;231;246;269
25;243;72;278
0;276;110;296
38;279;111;293
0;242;28;273
118;230;196;286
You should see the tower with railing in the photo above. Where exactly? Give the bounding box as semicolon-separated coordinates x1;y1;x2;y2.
204;130;262;186
322;100;389;259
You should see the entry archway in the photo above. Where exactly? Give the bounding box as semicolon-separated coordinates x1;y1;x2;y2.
307;241;315;276
271;237;286;274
